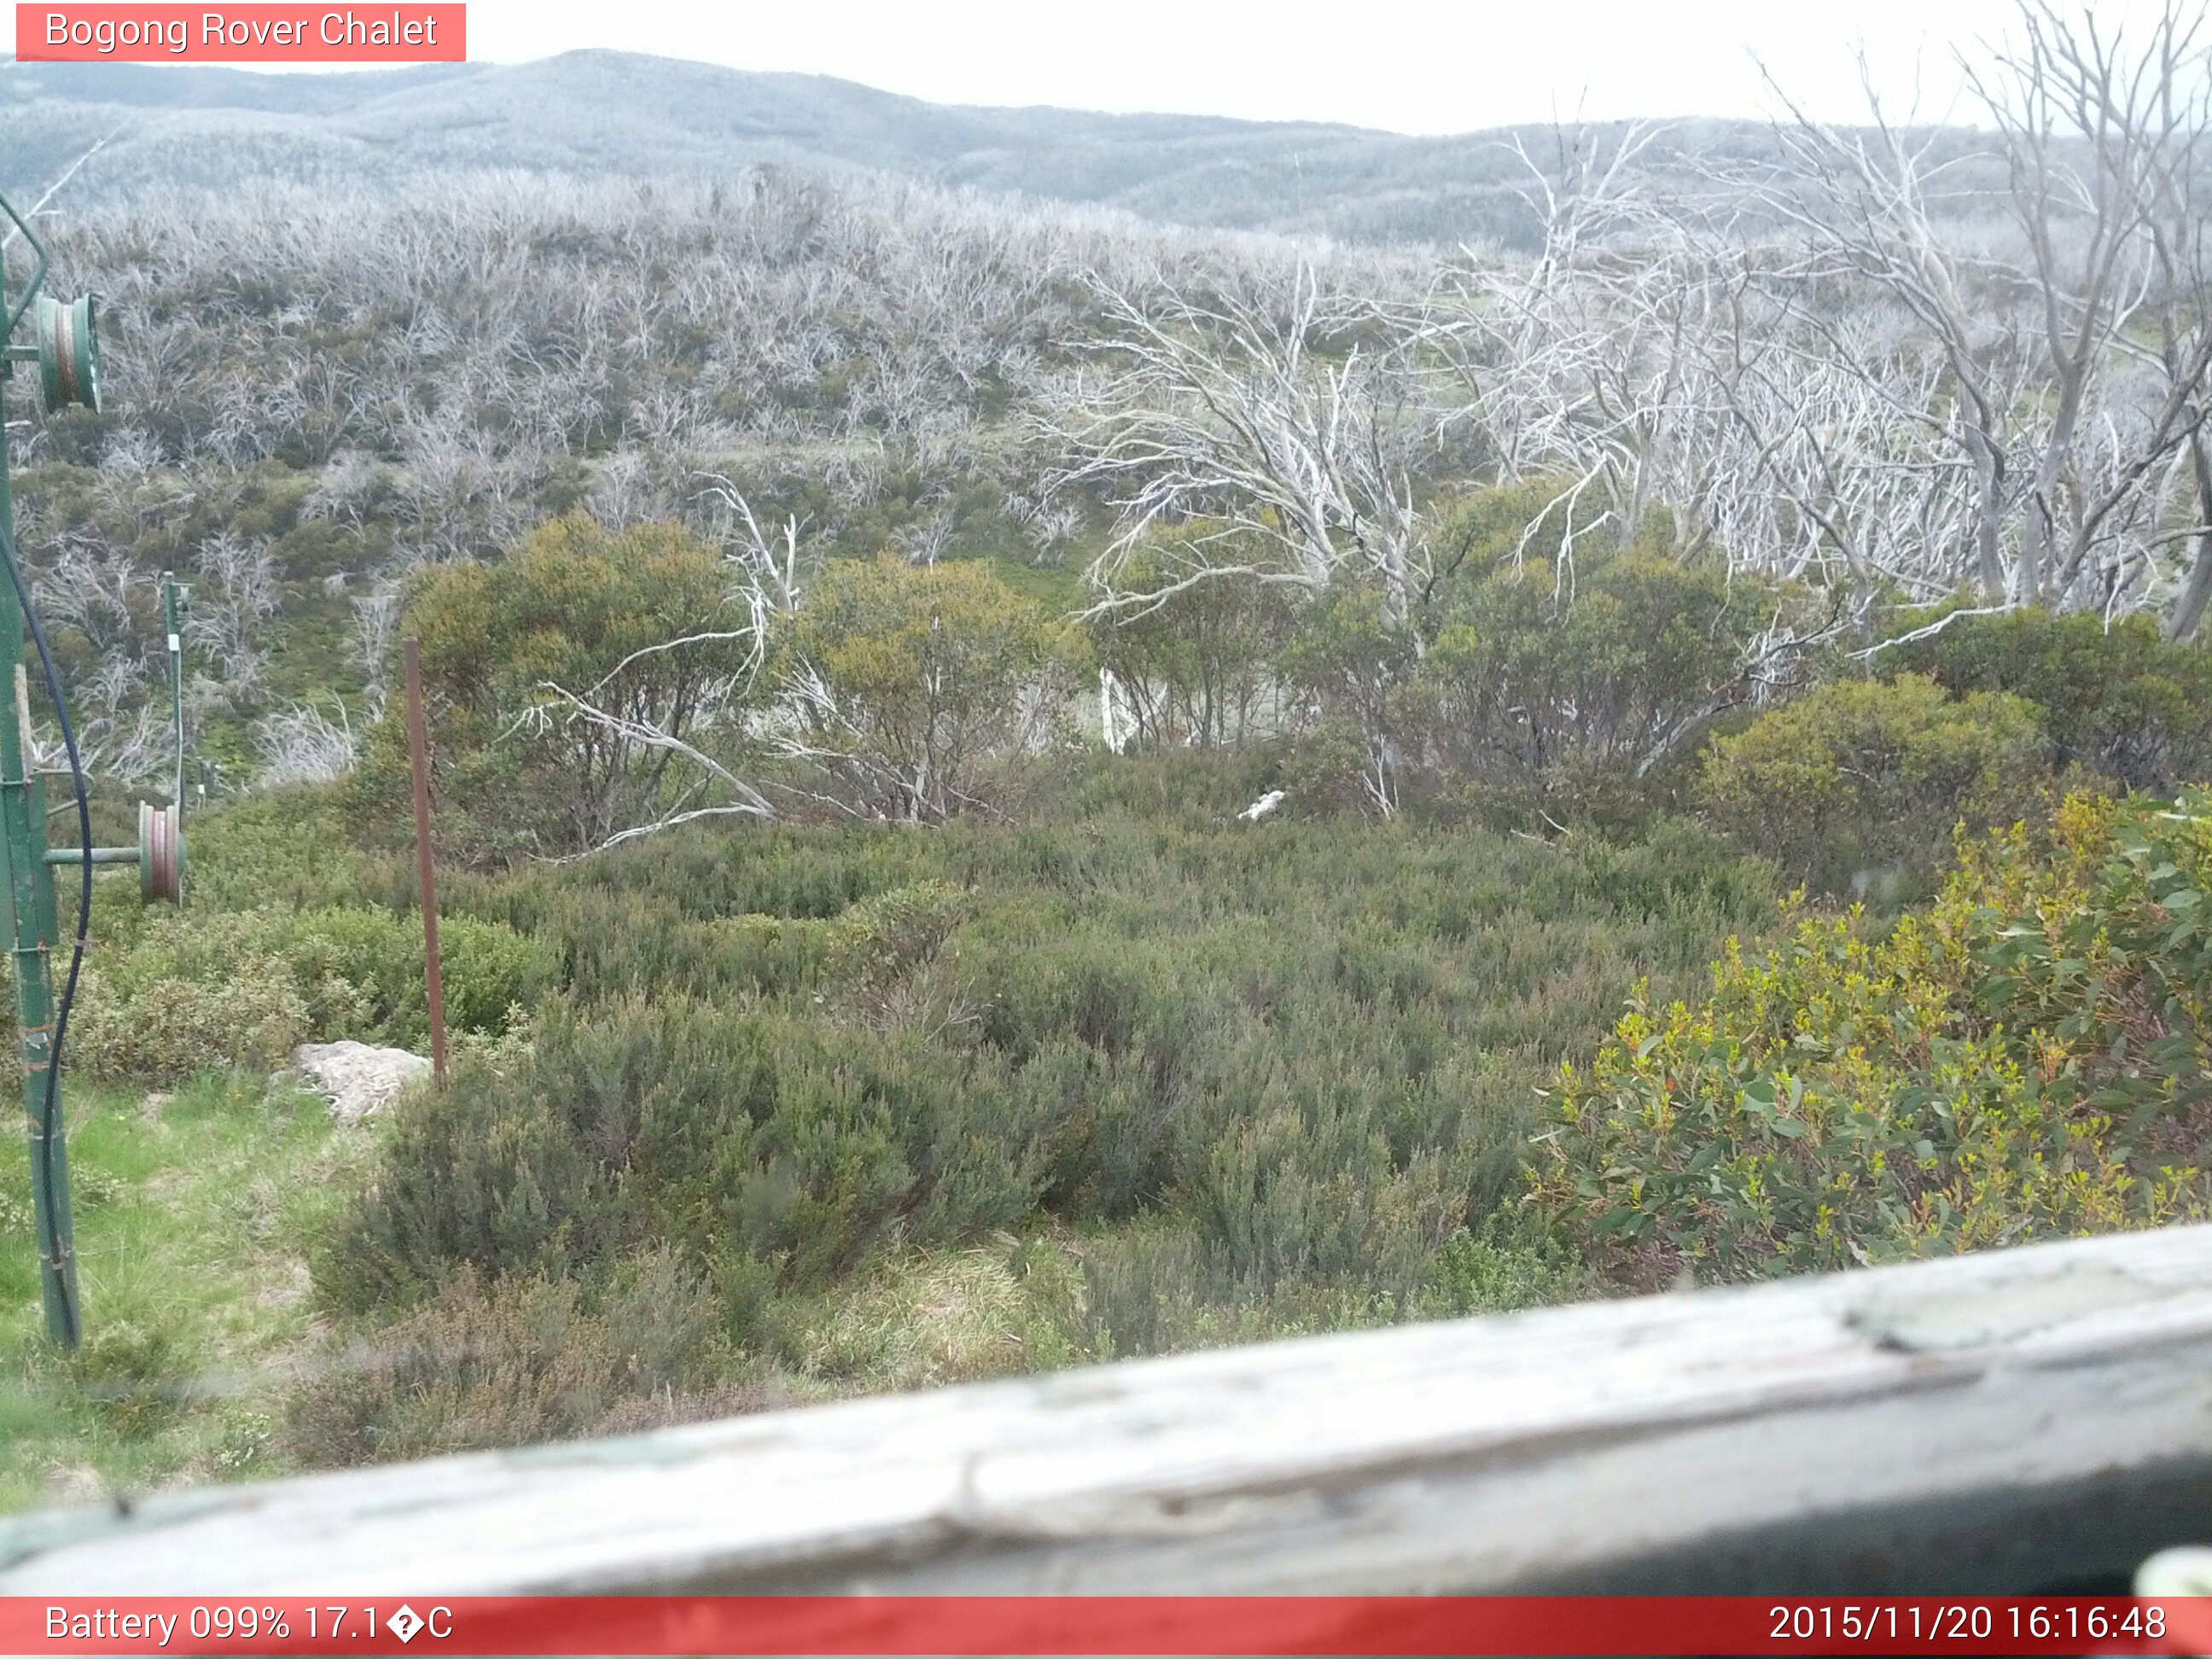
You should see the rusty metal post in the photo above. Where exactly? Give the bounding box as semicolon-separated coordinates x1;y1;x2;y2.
403;637;449;1089
164;571;184;823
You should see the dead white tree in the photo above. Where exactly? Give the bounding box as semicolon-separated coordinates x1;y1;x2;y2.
897;498;958;568
1645;231;1989;632
351;586;400;721
1408;8;2212;638
1737;4;2212;620
186;532;279;696
1970;3;2212;609
253;700;358;785
1050;266;1437;626
1423;123;1683;550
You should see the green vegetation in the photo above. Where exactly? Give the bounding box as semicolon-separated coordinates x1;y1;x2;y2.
11;501;2212;1505
360;518;765;864
72;904;544;1078
777;554;1079;823
295;779;1753;1460
3;748;1763;1491
0;1076;366;1510
1889;608;2212;795
1695;674;2048;902
1086;527;1295;750
1542;791;2212;1285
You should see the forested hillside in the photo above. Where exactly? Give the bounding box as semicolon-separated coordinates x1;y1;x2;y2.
8;4;2212;1508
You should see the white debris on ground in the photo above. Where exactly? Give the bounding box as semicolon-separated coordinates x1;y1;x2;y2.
291;1041;433;1124
1237;789;1286;823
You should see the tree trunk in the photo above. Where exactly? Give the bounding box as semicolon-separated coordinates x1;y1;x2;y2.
2166;434;2212;641
1968;433;2009;602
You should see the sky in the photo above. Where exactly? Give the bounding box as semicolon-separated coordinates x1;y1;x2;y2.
0;0;2190;131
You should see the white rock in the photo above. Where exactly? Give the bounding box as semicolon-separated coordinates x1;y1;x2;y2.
1237;789;1286;823
292;1041;433;1124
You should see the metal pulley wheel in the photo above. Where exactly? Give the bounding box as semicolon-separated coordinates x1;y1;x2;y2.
138;800;183;904
35;294;100;415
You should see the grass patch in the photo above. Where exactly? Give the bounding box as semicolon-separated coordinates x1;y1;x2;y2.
0;1074;369;1513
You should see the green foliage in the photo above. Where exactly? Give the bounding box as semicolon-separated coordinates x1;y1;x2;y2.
1417;533;1805;798
1087;527;1296;748
69;1322;190;1438
69;904;546;1080
1697;674;2047;899
1540;791;2212;1285
1277;583;1419;815
70;954;311;1082
778;554;1077;820
314;994;1059;1314
1889;608;2212;795
177;783;398;912
1414;1220;1598;1318
1064;1210;1593;1361
316;794;1777;1370
359;517;760;864
1276;487;1816;822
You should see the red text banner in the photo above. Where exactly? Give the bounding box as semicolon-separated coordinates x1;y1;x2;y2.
3;1596;2211;1656
16;6;464;62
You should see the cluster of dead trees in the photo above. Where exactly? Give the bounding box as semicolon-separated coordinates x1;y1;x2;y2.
1067;3;2212;647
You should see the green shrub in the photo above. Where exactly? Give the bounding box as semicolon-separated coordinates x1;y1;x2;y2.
71;1322;192;1438
1416;536;1809;802
1063;1211;1585;1361
1276;585;1419;816
1087;526;1296;749
1889;608;2212;794
316;791;1780;1358
835;878;968;987
69;956;311;1080
1412;1221;1598;1318
1696;674;2046;899
354;517;764;865
180;785;397;913
68;905;547;1080
315;994;1059;1314
698;912;851;996
262;906;550;1045
777;553;1079;822
1276;490;1819;824
1540;790;2212;1286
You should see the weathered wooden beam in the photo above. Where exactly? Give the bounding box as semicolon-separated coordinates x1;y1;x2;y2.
9;1225;2212;1594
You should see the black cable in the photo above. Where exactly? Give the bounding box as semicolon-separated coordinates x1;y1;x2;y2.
0;515;86;1348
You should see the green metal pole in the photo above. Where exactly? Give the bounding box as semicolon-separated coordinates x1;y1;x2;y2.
0;359;76;1348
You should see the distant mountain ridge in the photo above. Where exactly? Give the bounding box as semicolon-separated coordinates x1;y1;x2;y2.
0;49;1820;247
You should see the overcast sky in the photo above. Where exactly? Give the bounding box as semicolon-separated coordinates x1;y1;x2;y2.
3;1;2190;131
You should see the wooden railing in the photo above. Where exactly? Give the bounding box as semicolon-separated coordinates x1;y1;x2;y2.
8;1224;2212;1594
